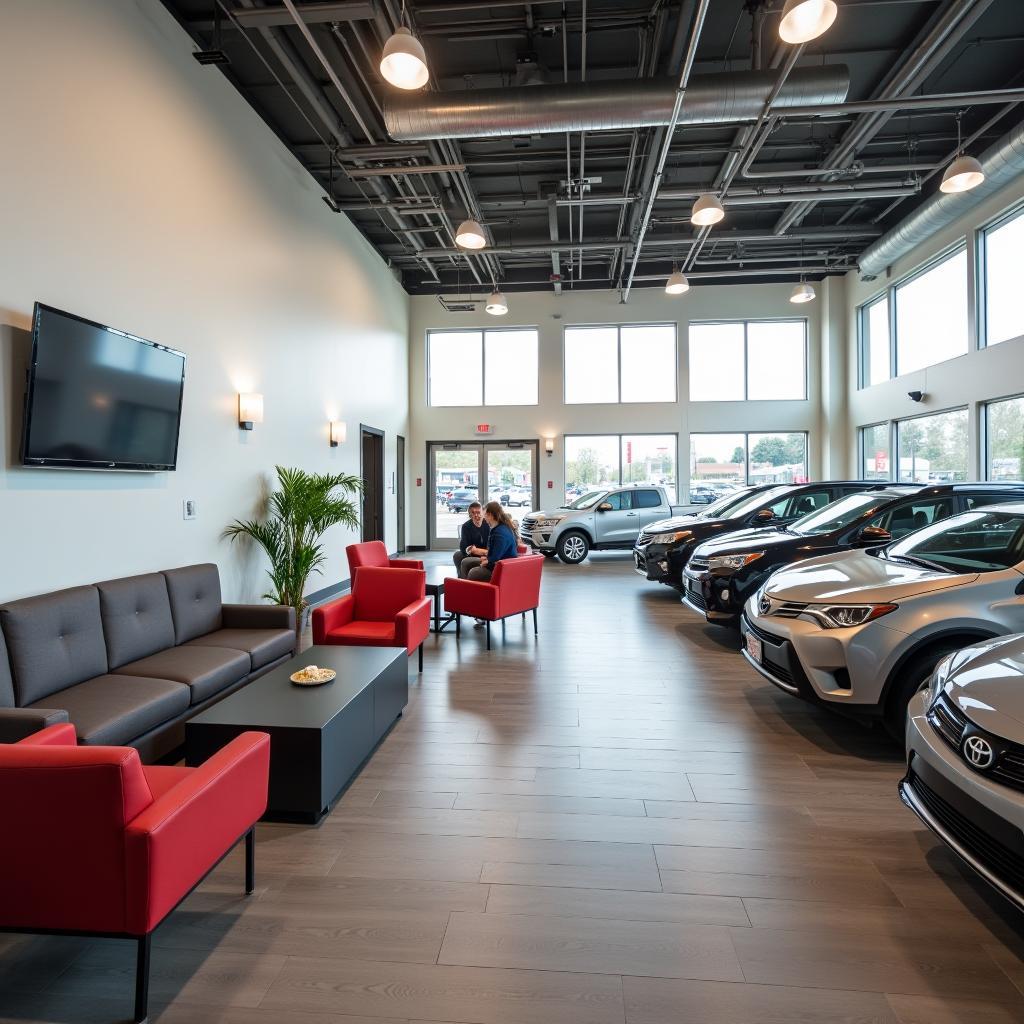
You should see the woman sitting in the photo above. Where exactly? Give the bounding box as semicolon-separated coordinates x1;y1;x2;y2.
467;501;519;583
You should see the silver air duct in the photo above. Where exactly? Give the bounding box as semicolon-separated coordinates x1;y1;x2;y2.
859;116;1024;279
384;65;850;141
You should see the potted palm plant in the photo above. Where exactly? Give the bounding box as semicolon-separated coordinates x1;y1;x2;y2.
225;466;362;645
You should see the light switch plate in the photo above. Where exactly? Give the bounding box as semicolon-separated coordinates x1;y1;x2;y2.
183;498;197;520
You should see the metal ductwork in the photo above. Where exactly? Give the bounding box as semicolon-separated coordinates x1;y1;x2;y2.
858;117;1024;279
384;65;850;141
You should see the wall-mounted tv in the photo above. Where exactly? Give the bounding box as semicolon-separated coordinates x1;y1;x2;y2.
21;303;186;472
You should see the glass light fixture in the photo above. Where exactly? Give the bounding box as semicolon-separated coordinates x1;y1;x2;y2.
238;393;263;430
455;218;487;250
665;266;690;295
485;290;508;315
379;26;429;90
544;437;555;455
778;0;838;44
789;281;816;304
329;421;346;447
691;194;725;227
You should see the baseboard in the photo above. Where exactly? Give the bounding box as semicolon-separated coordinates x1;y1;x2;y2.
306;578;351;607
406;544;428;551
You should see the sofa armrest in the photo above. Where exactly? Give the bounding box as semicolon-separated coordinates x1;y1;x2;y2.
395;596;432;651
389;557;425;570
312;595;355;644
443;578;500;620
221;603;296;631
0;707;70;744
124;732;270;934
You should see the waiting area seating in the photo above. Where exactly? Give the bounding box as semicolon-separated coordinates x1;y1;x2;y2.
346;540;424;572
444;554;543;649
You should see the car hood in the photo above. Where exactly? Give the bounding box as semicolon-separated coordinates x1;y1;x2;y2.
944;634;1024;745
763;549;978;603
693;527;792;557
530;507;586;520
644;513;699;532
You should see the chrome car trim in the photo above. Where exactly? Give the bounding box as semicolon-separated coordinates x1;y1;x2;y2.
740;648;800;695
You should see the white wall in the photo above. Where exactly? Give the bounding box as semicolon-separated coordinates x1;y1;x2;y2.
408;282;830;547
845;172;1024;478
0;0;409;603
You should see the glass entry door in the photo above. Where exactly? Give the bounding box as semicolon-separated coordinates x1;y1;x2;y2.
429;440;538;549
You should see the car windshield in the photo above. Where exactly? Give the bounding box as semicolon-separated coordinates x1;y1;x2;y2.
562;490;607;510
723;486;791;520
884;510;1024;573
696;488;755;519
790;492;887;536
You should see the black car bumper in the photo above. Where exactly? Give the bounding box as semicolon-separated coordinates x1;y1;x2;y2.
684;569;743;624
632;542;683;585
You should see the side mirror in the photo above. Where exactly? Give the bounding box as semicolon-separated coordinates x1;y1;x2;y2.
753;508;776;523
857;525;892;545
597;502;613;512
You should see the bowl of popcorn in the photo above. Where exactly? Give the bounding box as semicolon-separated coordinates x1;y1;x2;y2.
290;664;336;686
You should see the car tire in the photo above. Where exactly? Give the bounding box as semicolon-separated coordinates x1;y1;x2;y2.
557;531;590;565
884;644;960;743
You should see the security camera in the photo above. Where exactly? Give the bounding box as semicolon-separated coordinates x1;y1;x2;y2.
908;390;925;403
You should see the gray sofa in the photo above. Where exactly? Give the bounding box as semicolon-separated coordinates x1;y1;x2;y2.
0;563;295;760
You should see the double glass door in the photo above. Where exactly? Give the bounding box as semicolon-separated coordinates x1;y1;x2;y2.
429;440;538;549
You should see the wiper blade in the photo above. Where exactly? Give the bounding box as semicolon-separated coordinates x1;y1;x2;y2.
891;554;950;573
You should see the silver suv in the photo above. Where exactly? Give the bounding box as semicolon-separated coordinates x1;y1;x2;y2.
740;502;1024;738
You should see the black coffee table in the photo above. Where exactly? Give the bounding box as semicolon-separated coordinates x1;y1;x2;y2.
425;564;458;633
185;645;407;824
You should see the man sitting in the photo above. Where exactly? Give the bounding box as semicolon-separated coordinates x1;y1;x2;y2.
454;500;490;578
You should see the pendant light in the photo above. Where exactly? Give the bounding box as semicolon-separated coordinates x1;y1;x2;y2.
940;112;985;194
665;266;690;295
691;193;725;227
455;218;487;250
778;0;838;44
380;2;429;90
485;290;508;316
789;281;816;304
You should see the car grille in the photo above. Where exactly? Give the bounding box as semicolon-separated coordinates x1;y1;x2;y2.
521;516;539;531
929;695;968;749
772;601;808;619
686;583;707;610
929;695;1024;794
744;619;785;647
689;556;710;572
907;767;1024;896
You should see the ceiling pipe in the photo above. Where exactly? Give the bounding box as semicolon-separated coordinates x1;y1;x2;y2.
779;86;1024;118
383;65;849;141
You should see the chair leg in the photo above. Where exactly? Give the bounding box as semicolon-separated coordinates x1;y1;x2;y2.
486;621;491;650
532;607;538;635
418;643;424;673
134;934;151;1024
245;826;255;895
501;619;506;640
456;614;461;637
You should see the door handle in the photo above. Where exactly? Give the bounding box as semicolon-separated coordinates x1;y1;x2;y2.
626;512;638;516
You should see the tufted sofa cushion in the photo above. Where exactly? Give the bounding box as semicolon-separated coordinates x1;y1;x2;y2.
0;587;108;706
96;573;176;669
162;564;223;645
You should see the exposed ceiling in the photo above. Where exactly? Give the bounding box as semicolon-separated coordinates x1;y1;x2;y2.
160;0;1024;300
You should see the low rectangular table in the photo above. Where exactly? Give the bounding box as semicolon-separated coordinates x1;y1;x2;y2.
185;645;407;824
425;564;458;633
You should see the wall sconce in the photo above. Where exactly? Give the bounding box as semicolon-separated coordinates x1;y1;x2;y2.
330;421;346;447
238;393;263;431
544;437;555;457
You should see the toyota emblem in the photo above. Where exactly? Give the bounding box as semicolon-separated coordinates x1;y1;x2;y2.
963;734;995;769
758;596;771;615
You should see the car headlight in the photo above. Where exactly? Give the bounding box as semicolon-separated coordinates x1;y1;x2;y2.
707;551;764;571
927;652;956;705
651;530;692;544
813;604;898;629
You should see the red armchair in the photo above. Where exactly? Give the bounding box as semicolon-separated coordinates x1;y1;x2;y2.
0;725;270;1023
347;540;423;572
313;566;431;671
444;554;543;650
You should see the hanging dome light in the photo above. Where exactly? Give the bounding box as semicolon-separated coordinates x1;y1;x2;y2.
380;26;429;90
691;194;725;227
939;153;985;194
789;281;816;304
778;0;838;44
485;290;508;316
665;267;690;295
455;218;487;250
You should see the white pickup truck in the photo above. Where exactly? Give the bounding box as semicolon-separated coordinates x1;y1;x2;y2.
519;486;685;564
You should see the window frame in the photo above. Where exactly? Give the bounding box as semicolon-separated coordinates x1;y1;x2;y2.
426;326;539;408
688;318;808;402
563;432;680;500
856;293;893;389
894;405;970;484
858;421;894;481
688;430;810;489
562;322;678;405
979;200;1024;350
982;391;1024;482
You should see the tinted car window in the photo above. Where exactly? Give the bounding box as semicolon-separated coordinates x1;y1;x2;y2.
965;493;1024;509
791;493;888;536
886;510;1024;572
634;489;662;509
565;491;606;510
725;486;792;520
872;498;955;539
697;488;756;518
603;492;632;511
784;490;831;518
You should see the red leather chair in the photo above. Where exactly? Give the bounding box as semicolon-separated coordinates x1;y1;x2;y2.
443;555;543;650
313;566;431;671
0;724;270;1023
346;540;423;572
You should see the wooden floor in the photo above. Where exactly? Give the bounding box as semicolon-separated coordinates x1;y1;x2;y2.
3;554;1024;1023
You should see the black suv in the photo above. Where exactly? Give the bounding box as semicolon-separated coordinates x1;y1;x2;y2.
634;481;894;592
685;483;1024;626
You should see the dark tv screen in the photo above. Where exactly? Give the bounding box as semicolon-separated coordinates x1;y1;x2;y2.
21;304;186;471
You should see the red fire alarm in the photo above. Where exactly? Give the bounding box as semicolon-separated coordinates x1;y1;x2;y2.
416;477;422;487
547;480;553;489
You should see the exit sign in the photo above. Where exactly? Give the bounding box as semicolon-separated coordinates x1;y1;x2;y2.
475;423;495;435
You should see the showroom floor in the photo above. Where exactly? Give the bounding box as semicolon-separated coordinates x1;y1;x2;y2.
3;555;1024;1023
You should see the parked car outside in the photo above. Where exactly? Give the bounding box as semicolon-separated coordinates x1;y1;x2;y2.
521;486;684;564
505;488;532;507
902;632;1024;912
684;483;1024;627
688;484;724;505
740;501;1024;738
447;488;479;513
635;481;891;592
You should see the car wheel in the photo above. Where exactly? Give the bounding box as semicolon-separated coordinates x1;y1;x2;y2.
884;644;961;743
557;531;590;564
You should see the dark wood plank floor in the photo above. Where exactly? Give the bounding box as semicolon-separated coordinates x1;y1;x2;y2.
4;554;1024;1023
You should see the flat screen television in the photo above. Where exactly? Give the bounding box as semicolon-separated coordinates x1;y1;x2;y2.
21;303;186;471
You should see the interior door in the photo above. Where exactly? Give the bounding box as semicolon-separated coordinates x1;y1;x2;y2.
360;426;385;543
429;442;482;550
594;490;637;544
396;435;406;553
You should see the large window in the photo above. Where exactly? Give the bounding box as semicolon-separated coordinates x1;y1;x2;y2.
859;295;890;387
896;408;968;483
690;432;808;490
564;434;677;502
689;320;806;401
860;423;891;480
983;206;1024;347
563;324;676;404
894;248;968;376
985;395;1024;481
427;328;538;407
